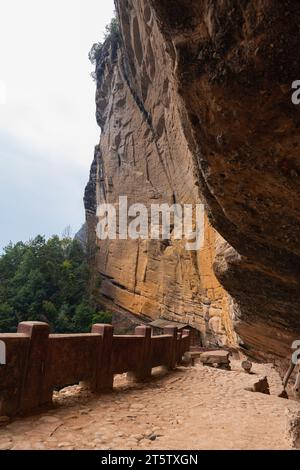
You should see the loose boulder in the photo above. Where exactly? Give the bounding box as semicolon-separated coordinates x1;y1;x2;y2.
245;376;270;395
200;350;230;370
241;360;252;374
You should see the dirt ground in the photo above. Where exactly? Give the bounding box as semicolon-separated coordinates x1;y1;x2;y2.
0;360;299;450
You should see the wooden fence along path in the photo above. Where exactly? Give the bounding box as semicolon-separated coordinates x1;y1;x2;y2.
0;322;190;416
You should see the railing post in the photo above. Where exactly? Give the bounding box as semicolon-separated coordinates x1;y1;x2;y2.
17;321;50;413
176;330;182;363
92;324;114;391
164;326;178;370
183;329;191;352
128;326;152;382
0;336;27;416
177;329;190;364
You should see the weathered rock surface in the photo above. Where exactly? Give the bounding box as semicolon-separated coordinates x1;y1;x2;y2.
285;409;300;449
85;0;300;362
144;0;300;361
85;0;237;347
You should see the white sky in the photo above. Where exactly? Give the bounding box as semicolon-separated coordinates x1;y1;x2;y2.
0;0;115;250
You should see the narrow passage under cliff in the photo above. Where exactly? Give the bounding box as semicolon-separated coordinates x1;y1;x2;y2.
0;362;299;450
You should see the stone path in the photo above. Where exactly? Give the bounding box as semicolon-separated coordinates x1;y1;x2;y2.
0;360;299;450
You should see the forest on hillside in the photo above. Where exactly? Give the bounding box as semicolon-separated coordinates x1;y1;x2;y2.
0;235;111;333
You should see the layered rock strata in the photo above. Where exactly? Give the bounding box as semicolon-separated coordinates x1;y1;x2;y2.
86;0;300;361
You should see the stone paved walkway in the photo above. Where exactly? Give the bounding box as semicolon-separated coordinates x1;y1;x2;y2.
0;360;299;450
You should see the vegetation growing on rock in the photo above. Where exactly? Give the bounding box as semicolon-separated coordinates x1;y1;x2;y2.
88;16;120;66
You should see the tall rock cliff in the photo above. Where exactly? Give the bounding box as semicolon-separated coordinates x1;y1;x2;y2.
85;1;236;348
85;0;300;362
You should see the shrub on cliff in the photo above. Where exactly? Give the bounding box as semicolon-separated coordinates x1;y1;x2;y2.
88;16;120;65
89;42;103;66
0;235;112;333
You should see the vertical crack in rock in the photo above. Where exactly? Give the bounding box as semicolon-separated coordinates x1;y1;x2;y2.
146;0;300;363
87;0;300;354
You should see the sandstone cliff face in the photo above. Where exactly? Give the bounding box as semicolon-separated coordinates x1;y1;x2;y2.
85;0;236;347
143;0;300;361
86;0;300;361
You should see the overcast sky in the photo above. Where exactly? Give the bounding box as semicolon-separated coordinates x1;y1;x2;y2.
0;0;115;251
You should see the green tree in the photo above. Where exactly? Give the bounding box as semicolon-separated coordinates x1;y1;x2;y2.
0;235;112;333
88;16;120;65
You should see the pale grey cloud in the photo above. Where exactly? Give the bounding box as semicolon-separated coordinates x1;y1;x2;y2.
0;130;85;248
0;0;115;249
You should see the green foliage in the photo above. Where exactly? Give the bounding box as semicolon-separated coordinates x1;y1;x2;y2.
0;236;112;333
104;16;119;40
88;42;103;66
88;16;120;65
92;310;113;325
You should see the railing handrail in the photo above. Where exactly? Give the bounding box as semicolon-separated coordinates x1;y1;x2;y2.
0;321;190;417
